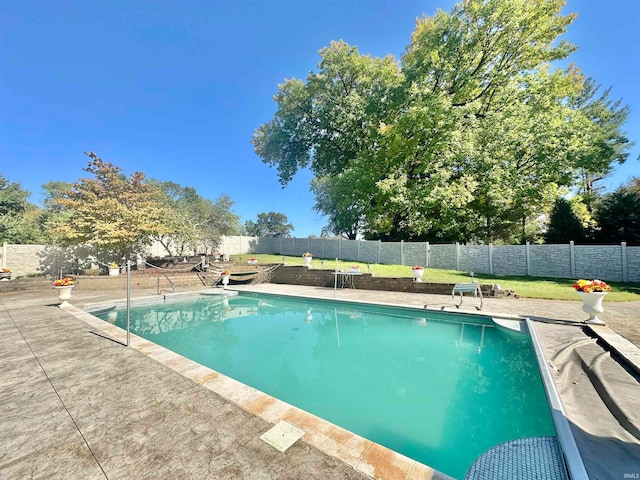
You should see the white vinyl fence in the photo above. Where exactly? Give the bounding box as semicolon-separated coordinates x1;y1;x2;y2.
2;238;638;282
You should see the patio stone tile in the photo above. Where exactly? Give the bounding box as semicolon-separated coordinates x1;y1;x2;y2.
7;282;640;480
0;378;78;468
0;434;105;480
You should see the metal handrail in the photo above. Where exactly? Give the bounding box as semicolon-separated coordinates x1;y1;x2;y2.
157;273;175;295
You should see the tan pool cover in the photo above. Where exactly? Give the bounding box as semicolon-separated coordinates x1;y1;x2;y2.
532;322;640;479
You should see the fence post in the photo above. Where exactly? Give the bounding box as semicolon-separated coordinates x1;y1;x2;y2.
621;242;628;282
378;240;381;264
570;241;576;278
489;243;494;274
357;240;361;261
1;242;6;270
339;238;342;260
455;242;460;271
526;241;531;276
323;237;325;258
426;242;430;268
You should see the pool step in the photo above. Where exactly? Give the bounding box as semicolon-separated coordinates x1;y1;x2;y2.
465;436;568;480
492;317;525;332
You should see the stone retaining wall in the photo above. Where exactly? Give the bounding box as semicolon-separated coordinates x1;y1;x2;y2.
270;266;505;297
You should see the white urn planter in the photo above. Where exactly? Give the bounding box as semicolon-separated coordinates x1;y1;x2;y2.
412;268;424;282
577;291;607;325
304;256;312;268
55;285;74;308
109;267;120;276
221;275;230;289
247;259;258;265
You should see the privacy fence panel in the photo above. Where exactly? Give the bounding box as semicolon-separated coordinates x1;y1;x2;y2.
491;245;528;276
428;244;457;270
359;240;379;264
529;244;571;278
403;241;428;267
459;245;491;274
575;245;624;282
627;247;640;282
379;242;402;265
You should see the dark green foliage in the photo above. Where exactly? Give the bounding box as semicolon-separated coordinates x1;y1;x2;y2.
593;178;640;244
151;181;241;256
545;198;584;243
245;212;293;237
0;174;46;244
253;0;633;243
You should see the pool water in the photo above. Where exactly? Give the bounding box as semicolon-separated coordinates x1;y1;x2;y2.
98;293;555;479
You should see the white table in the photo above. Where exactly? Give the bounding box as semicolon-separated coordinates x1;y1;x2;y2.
332;271;363;289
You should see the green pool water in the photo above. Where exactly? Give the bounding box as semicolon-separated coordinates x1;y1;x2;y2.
97;293;555;479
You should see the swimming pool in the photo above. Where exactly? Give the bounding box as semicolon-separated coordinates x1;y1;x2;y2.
97;292;555;479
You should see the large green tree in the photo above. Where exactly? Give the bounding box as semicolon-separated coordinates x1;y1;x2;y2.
152;181;240;256
544;197;584;243
245;212;293;237
39;181;72;241
0;174;46;244
253;0;632;244
49;152;173;260
593;178;640;244
253;40;402;237
569;79;633;212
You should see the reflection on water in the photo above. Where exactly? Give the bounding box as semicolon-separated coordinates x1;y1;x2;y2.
456;323;486;353
304;308;313;324
108;296;274;335
96;293;553;480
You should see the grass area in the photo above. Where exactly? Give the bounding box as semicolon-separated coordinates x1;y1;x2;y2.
231;254;640;302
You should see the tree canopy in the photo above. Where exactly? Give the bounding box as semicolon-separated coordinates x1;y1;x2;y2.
48;152;174;260
46;153;243;259
245;212;293;237
544;197;584;243
593;177;640;244
253;0;633;244
151;181;240;256
0;174;46;244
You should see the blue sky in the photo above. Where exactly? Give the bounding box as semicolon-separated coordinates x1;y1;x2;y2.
1;0;638;237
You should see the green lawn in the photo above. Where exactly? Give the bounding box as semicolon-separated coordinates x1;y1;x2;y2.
232;254;640;302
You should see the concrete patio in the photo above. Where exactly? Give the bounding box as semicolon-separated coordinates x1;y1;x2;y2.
1;283;639;479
